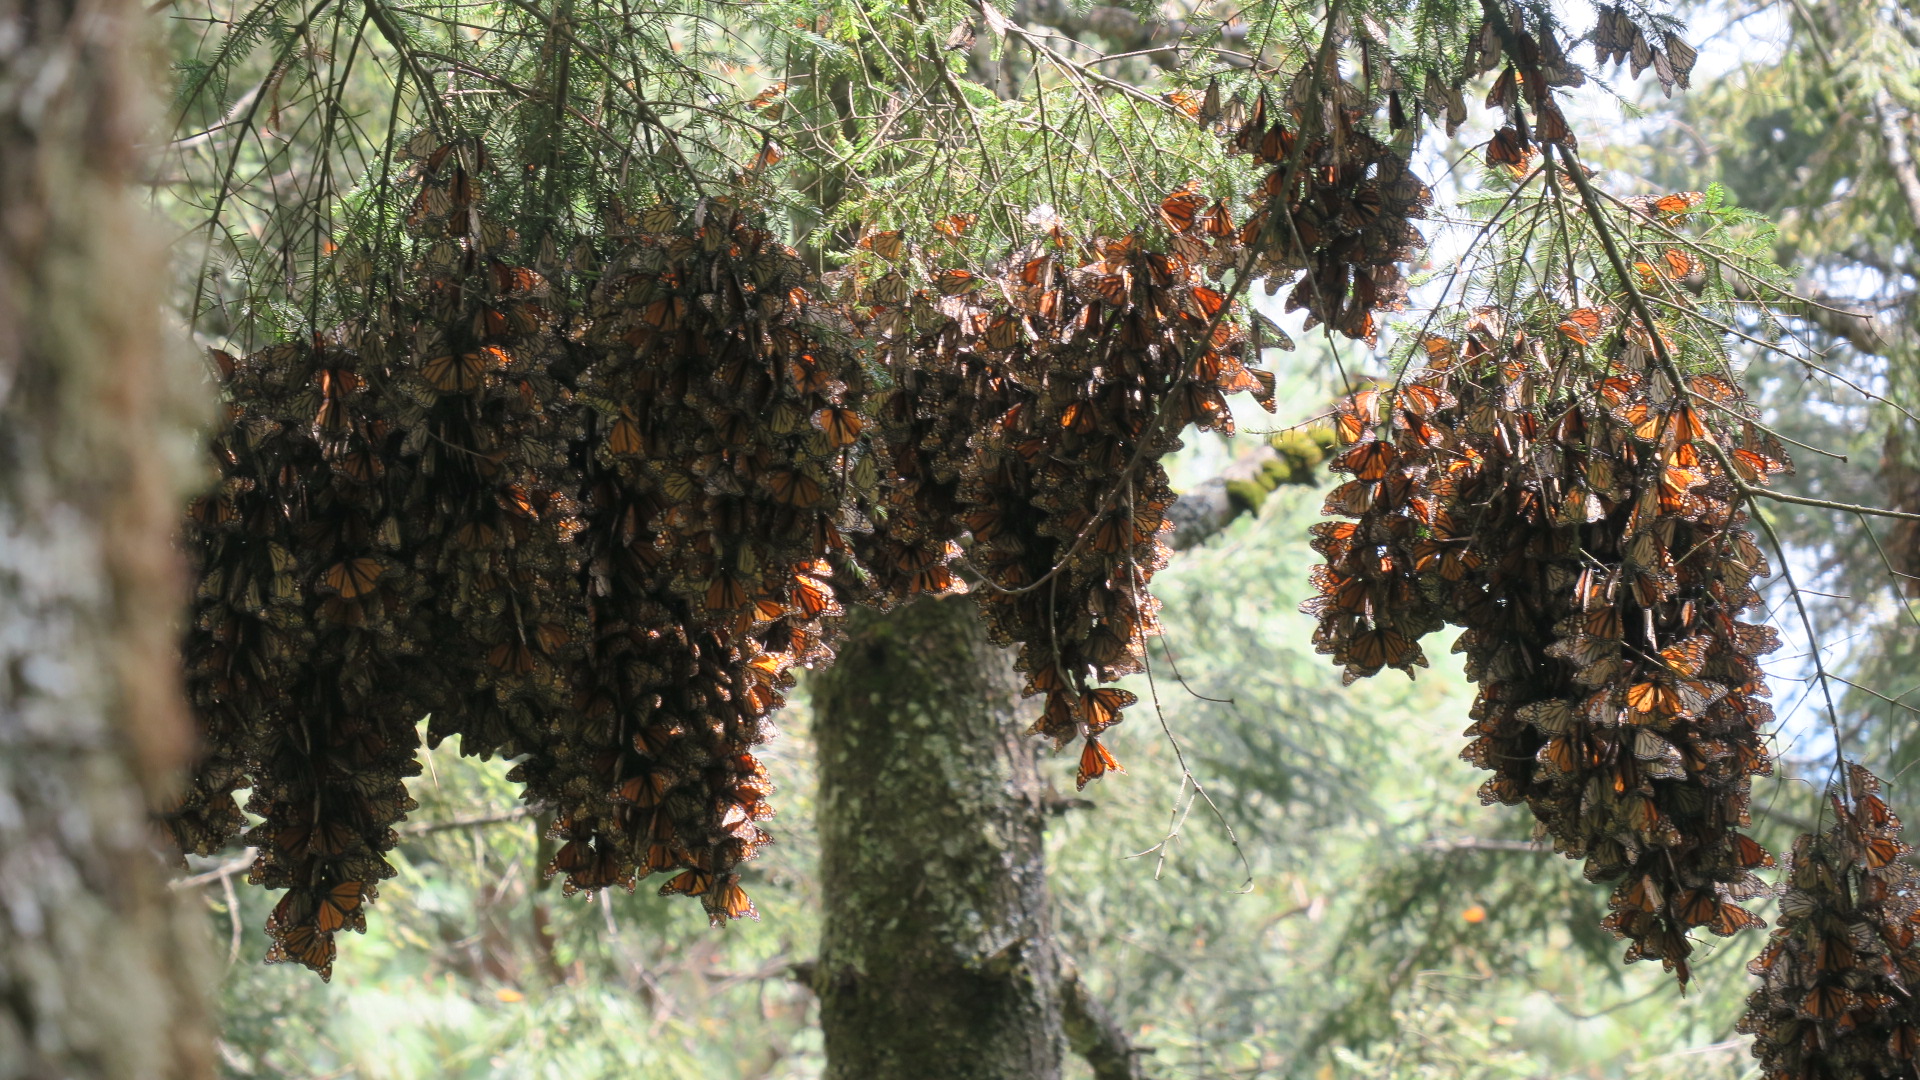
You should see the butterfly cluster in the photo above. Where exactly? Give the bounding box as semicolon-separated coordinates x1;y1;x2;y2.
849;189;1277;786
1228;79;1430;346
175;78;1434;975
530;195;870;917
1305;291;1792;985
1740;764;1920;1079
175;328;433;981
1591;4;1697;97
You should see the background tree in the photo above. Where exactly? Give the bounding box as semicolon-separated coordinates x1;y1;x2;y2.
0;0;215;1072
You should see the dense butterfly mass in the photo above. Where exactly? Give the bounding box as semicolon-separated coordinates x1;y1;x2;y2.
854;206;1265;784
171;75;1435;973
1305;283;1792;984
1740;764;1920;1080
170;0;1739;981
1230;67;1429;347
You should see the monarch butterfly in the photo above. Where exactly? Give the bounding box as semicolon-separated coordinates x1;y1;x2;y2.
1863;834;1909;870
642;296;688;331
1485;125;1530;169
711;877;757;922
489;260;544;295
1626;680;1678;718
1160;88;1201;119
1533;96;1572;146
934;268;979;295
1075;737;1123;790
1730;447;1787;483
1345;626;1421;672
1658;636;1712;677
1232;91;1269;155
1657;247;1702;281
1653;191;1705;216
931;212;977;238
1659;460;1704;512
789;575;836;620
323;558;383;599
1335;440;1397;481
658;868;712;897
487;641;536;675
1078;687;1136;732
1801;985;1855;1021
744;81;788;112
1537;736;1579;776
1159;186;1207;232
1859;791;1898;828
705;575;748;613
859;229;905;260
1728;832;1773;870
1517;699;1575;736
1557;307;1608;345
606;417;646;457
1247;368;1277;411
812;406;863;448
984;314;1022;351
276;820;354;862
788;357;835;396
639;202;680;233
1258;122;1296;165
1676;374;1739;408
1320;479;1378;517
416;349;480;390
746;139;784;173
1333;389;1381;444
1196;76;1222;127
1707;899;1762;937
1198;200;1235;239
315;880;365;934
1015;255;1054;288
765;468;822;507
269;923;337;980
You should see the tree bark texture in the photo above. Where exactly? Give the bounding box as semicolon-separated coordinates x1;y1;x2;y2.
811;595;1063;1080
0;0;215;1073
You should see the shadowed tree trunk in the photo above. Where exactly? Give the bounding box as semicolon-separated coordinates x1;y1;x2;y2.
811;595;1063;1080
0;0;214;1073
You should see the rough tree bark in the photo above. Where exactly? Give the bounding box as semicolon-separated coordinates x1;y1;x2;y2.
811;596;1065;1080
0;0;215;1073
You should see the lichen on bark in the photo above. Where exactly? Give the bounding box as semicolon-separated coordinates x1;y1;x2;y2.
811;595;1063;1080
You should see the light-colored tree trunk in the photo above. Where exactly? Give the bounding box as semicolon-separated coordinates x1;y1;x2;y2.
0;0;215;1073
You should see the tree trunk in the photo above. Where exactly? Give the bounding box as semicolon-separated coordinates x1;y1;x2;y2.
811;595;1063;1080
0;0;215;1073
